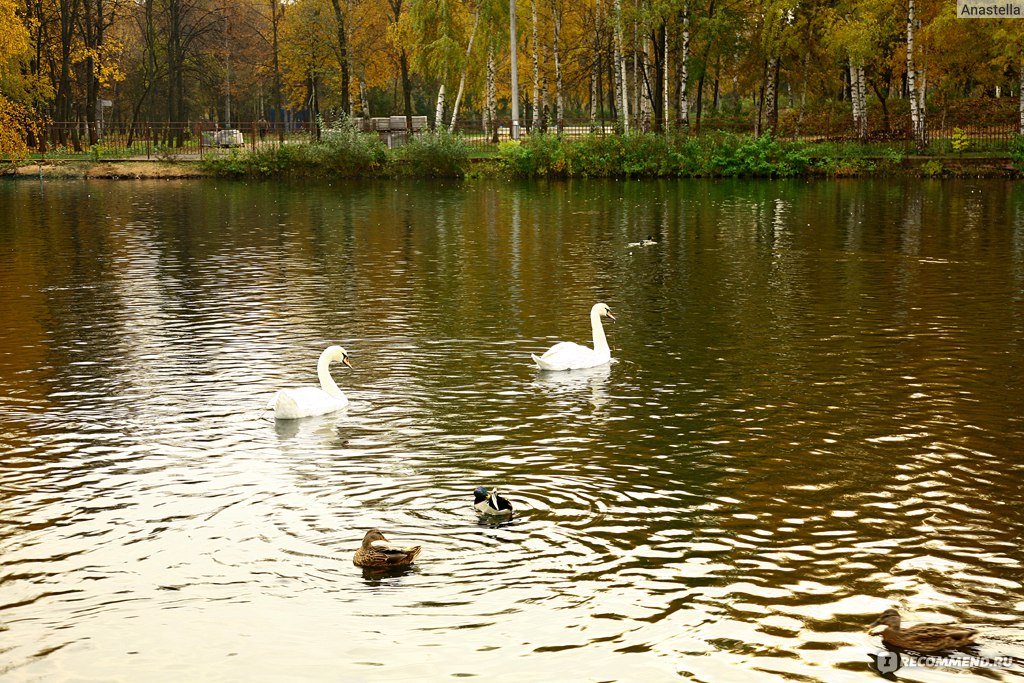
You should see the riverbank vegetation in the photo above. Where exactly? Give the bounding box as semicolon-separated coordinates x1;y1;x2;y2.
195;124;1024;179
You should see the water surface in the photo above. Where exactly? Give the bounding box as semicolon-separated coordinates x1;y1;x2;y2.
1;178;1022;681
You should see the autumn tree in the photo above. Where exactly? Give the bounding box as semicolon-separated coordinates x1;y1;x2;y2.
0;0;40;156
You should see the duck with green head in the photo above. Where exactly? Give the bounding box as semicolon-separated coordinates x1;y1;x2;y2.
474;486;514;518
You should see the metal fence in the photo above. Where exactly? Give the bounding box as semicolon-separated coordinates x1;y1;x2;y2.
28;115;1024;159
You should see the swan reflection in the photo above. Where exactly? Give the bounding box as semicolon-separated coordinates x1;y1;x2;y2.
534;363;612;411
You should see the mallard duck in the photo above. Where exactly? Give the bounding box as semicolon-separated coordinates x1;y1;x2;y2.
531;303;616;371
870;609;978;653
353;528;421;568
268;346;352;419
473;486;514;517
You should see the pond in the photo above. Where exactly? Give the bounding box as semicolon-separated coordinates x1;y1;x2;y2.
1;178;1022;681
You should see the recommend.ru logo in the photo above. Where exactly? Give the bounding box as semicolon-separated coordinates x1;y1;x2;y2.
872;650;1014;675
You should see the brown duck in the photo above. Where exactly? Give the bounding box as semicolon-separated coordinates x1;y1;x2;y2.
353;529;421;568
870;609;978;653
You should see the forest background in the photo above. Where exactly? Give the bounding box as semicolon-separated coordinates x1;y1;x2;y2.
1;0;1023;158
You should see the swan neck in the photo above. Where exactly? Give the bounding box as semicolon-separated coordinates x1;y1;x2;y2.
591;309;609;356
317;355;344;398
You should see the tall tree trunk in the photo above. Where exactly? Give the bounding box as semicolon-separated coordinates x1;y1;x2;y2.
678;2;689;131
851;59;868;140
539;42;548;131
434;84;445;130
906;0;925;150
55;0;79;142
270;0;284;140
1020;46;1024;134
662;23;668;131
400;48;413;133
329;0;351;114
589;0;600;128
638;45;651;131
693;0;716;134
449;6;478;132
552;0;563;132
82;0;103;145
765;56;779;134
632;19;640;128
531;0;540;131
613;0;628;132
486;44;498;141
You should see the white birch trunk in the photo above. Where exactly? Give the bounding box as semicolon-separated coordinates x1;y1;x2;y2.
448;7;478;132
906;0;924;149
679;1;689;131
613;0;628;132
531;0;540;131
540;42;548;129
553;0;563;132
857;62;868;139
486;44;497;139
632;19;640;128
434;84;445;131
590;0;600;129
663;24;669;132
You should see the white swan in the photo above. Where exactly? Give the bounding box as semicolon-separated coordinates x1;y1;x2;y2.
532;303;616;371
268;345;352;419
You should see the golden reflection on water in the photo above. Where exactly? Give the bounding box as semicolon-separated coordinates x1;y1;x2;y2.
0;178;1022;681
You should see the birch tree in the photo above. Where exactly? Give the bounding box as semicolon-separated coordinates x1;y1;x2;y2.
906;0;925;149
552;0;562;131
678;0;689;131
530;0;539;129
613;0;628;131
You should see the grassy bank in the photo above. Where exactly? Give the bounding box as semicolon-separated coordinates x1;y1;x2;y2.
199;128;1024;180
6;130;1023;180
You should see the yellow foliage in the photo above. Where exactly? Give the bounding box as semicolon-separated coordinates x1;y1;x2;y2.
73;41;127;87
0;0;30;72
0;94;40;160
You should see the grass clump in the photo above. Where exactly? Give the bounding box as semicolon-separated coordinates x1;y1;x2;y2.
395;129;471;177
497;131;809;178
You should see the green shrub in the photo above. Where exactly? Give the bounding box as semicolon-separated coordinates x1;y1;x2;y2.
1008;135;1024;171
920;159;945;177
313;116;388;175
952;127;969;154
498;133;566;177
396;129;471;177
707;133;809;177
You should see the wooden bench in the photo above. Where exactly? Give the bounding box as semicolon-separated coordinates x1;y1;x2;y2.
358;116;429;147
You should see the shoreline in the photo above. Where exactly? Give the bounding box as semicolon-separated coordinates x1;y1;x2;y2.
2;156;1019;180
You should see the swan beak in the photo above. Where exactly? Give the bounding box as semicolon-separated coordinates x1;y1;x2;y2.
607;311;616;322
343;356;353;368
